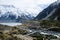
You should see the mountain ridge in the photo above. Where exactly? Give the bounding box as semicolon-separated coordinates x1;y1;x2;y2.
0;5;35;22
34;1;60;20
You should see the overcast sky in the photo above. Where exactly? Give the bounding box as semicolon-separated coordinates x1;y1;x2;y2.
0;0;57;16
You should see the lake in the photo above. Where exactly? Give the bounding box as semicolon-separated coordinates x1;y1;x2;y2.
0;23;22;26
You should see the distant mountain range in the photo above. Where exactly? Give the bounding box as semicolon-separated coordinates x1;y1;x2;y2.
34;2;60;20
0;1;60;23
0;5;35;22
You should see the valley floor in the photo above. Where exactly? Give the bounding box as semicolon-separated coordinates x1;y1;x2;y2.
0;20;60;40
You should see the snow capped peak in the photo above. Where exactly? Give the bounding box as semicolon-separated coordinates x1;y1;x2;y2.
0;5;19;19
0;5;37;17
0;5;35;22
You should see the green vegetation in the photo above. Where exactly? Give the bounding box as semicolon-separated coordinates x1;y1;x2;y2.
30;32;57;40
0;24;28;40
39;20;60;28
23;20;60;29
0;32;22;40
30;32;43;40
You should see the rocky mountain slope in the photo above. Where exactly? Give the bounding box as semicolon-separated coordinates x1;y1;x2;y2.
34;1;60;20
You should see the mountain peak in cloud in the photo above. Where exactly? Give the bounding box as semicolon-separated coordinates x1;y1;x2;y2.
0;0;57;16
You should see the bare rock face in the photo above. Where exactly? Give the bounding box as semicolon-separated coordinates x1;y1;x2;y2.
34;1;60;20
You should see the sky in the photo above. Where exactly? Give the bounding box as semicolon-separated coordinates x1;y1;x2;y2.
0;0;57;16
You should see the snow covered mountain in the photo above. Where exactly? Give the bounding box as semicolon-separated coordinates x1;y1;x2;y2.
0;5;34;22
34;1;60;20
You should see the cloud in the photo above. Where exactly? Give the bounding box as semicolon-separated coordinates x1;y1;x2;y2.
0;0;57;8
35;0;57;4
0;0;57;16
